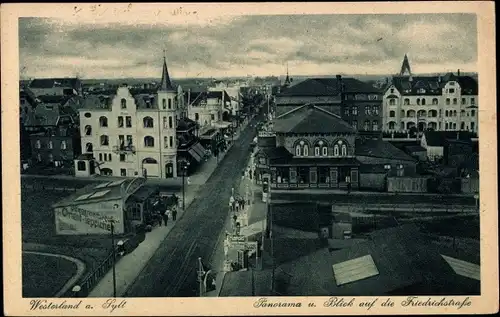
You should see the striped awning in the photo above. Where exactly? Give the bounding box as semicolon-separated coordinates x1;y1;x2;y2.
188;148;203;162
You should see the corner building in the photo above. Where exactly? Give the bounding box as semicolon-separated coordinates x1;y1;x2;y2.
76;57;180;178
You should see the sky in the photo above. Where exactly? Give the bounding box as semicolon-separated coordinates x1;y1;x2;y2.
19;13;478;79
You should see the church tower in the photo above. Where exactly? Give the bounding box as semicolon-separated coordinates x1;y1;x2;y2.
399;54;412;77
284;62;292;88
157;52;178;178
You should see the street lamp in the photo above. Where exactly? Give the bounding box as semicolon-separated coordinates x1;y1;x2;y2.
180;159;191;210
71;285;81;298
106;217;117;298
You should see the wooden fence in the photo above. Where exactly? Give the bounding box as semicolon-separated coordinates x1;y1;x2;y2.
387;177;429;193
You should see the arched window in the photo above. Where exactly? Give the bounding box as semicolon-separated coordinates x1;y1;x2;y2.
421;98;426;105
99;116;108;127
303;144;309;156
162;99;167;109
389;99;396;105
85;125;92;136
445;122;449;129
363;120;370;130
453;98;457;105
295;144;301;156
401;110;405;118
314;140;327;157
471;109;476;117
389;111;395;117
334;145;340;157
100;135;109;146
322;146;328;156
99;153;103;161
143;116;154;128
453;110;457;117
314;146;320;156
144;136;155;147
460;122;465;130
416;98;421;105
432;98;438;105
404;98;410;105
86;143;93;152
143;157;158;164
389;122;396;130
77;161;86;171
372;120;378;131
121;98;127;109
461;110;465;116
341;144;347;157
446;98;450;105
445;110;449;117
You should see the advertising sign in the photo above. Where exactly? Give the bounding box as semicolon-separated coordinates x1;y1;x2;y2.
54;200;124;235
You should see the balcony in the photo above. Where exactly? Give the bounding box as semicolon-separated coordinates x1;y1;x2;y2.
113;144;136;154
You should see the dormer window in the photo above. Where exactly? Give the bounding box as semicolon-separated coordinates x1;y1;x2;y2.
162;99;167;109
121;98;127;109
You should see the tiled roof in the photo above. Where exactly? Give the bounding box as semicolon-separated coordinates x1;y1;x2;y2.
272;157;361;166
29;77;81;89
355;138;416;161
405;145;426;153
390;74;478;96
80;95;113;110
273;104;356;134
278;77;381;97
158;57;175;92
423;131;473;147
279;224;479;296
259;146;293;161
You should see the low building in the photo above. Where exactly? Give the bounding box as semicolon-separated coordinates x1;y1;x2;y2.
420;131;473;162
28;77;83;97
52;179;160;235
404;144;427;161
30;124;81;167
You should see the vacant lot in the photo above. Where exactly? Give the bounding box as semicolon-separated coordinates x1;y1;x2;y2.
22;253;76;297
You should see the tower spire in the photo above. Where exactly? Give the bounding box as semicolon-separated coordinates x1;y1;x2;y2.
159;50;175;92
284;62;291;87
399;53;412;76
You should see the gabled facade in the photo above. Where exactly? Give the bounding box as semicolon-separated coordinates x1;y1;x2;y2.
76;56;184;178
383;55;478;134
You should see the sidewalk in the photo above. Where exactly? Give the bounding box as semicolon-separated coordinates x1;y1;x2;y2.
88;187;198;297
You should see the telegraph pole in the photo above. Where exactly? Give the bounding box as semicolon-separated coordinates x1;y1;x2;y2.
109;218;117;298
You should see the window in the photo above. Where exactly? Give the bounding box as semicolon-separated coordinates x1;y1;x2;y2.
453;123;457;129
126;116;132;128
421;98;426;105
446;98;450;105
390;88;394;93
118;116;124;128
445;110;449;117
168;116;173;128
86;143;93;152
389;111;395;117
120;154;126;162
303;144;309;156
211;114;215;121
449;88;455;94
404;98;410;105
322;146;328;156
48;141;53;149
364;120;370;131
297;167;309;184
341;144;347;156
99;116;108;127
384;164;391;170
418;88;426;94
416;98;421;105
143;116;154;128
351;107;358;115
453;98;457;105
169;136;173;148
471;98;475;105
471;109;476;117
144;136;155;147
108;154;112;162
388;122;395;130
77;161;86;171
471;122;475;132
35;140;41;149
100;135;109;146
432;98;438;105
121;169;126;176
453;110;457;117
372;120;378;131
461;122;465;130
334;145;339;157
352;121;357;129
99;153;103;161
461;110;465;117
121;98;127;109
449;82;455;86
195;113;199;121
445;122;449;129
61;141;67;150
126;135;133;146
400;122;405;130
168;99;172;109
368;94;378;100
389;99;396;105
162;99;167;109
365;106;371;115
372;106;379;115
344;107;350;115
314;146;320;156
164;136;168;148
462;98;466;105
84;112;92;118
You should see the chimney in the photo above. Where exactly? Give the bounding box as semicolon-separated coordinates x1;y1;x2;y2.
457;69;461;76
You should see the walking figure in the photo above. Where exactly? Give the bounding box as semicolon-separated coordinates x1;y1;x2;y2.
172;207;178;221
163;209;170;226
235;200;240;213
157;212;163;226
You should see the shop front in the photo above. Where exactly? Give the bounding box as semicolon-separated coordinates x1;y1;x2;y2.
269;158;361;190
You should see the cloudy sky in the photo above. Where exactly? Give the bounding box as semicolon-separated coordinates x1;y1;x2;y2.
19;13;477;79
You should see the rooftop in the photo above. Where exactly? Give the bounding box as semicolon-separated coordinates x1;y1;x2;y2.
273;104;356;134
29;77;81;90
277;77;381;97
389;74;478;96
355;138;416;162
423;131;473;147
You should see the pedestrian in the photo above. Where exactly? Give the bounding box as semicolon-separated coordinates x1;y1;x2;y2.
235;200;240;212
346;175;352;194
241;198;245;210
172;207;177;221
163;209;170;226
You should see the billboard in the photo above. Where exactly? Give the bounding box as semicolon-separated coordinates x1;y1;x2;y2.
54;200;124;235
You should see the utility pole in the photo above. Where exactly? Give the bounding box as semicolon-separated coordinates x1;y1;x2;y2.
109;218;117;298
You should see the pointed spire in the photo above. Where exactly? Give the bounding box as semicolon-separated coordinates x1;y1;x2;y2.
399;54;412;76
158;49;175;92
284;62;291;86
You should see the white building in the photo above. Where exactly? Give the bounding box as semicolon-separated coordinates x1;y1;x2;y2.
185;90;233;129
75;57;182;178
382;55;478;134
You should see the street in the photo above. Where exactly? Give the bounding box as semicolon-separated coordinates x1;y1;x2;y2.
124;114;262;297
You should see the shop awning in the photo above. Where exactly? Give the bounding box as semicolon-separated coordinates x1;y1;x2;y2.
212;121;232;129
192;142;206;157
188;148;203;162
